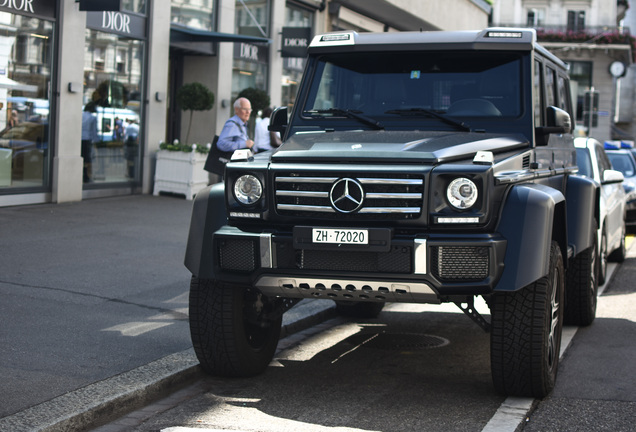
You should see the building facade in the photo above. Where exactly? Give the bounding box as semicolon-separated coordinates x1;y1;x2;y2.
491;0;633;142
0;0;491;207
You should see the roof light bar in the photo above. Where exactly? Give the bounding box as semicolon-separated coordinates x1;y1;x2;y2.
487;31;523;38
320;34;351;42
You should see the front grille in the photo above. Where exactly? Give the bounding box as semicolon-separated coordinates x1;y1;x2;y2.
275;242;411;273
275;172;423;220
430;246;489;281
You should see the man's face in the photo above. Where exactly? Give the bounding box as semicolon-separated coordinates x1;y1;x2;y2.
235;100;252;123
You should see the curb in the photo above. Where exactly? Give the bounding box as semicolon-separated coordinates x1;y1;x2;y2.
0;300;337;432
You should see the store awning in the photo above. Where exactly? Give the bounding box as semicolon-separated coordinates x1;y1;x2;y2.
0;75;37;93
170;25;271;45
331;0;439;31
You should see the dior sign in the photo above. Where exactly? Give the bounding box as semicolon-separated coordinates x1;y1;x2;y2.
102;11;130;34
86;10;146;39
0;0;34;13
0;0;55;18
281;27;311;58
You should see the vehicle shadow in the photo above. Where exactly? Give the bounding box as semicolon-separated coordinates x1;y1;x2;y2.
168;308;506;432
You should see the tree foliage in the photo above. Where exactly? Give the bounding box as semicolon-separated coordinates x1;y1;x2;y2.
238;87;270;114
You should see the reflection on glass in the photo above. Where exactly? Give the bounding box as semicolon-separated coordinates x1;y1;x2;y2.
171;0;214;31
0;13;53;191
121;0;147;14
281;5;312;109
235;0;268;37
83;30;144;185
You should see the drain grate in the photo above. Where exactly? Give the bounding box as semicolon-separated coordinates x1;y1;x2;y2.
364;332;449;350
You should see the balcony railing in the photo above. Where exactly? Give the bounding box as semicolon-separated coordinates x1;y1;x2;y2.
534;26;633;46
491;24;635;59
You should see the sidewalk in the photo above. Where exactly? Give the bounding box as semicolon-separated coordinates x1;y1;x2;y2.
0;195;336;432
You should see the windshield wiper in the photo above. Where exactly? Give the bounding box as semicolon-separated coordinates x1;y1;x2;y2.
386;108;472;132
304;108;384;130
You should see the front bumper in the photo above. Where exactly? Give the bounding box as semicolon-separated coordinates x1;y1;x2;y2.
212;226;507;303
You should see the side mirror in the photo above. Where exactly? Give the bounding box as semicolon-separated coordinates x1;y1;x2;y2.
546;106;572;133
269;106;288;135
535;106;572;146
602;169;624;184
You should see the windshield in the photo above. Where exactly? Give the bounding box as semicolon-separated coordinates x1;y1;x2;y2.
303;51;522;128
607;152;636;177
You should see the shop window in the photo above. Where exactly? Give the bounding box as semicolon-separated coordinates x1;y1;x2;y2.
83;30;144;185
232;0;270;106
235;0;268;37
0;15;53;193
121;0;146;14
281;4;313;109
171;0;214;31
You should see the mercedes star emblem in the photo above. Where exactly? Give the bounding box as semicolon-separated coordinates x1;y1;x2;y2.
330;178;364;213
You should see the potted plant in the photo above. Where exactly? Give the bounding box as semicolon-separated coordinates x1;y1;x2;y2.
153;140;211;200
154;82;215;200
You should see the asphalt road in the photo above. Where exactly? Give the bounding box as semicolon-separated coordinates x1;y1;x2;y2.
0;196;195;418
91;254;636;432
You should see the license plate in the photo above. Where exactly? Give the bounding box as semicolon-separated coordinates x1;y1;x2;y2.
312;228;368;244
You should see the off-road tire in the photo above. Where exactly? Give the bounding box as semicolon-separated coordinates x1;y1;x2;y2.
564;222;598;326
490;241;564;398
189;277;281;377
334;301;385;318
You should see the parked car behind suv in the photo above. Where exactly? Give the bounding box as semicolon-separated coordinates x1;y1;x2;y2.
187;28;601;398
604;146;636;225
575;137;627;284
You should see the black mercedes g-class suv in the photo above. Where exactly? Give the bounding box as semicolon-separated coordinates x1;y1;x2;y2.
185;28;600;398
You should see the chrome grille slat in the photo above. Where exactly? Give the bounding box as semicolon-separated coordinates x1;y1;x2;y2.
359;207;421;214
365;192;422;199
276;190;329;198
275;172;424;218
276;177;339;183
359;178;423;185
277;204;336;212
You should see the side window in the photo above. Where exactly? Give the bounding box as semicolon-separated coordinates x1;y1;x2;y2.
557;75;571;114
545;66;556;108
595;145;612;176
534;60;544;126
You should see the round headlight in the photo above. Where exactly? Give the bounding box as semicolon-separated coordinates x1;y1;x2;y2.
234;175;262;205
447;177;478;210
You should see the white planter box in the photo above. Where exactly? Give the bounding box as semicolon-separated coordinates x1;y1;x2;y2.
153;150;208;200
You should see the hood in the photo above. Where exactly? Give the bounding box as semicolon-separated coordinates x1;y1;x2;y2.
271;130;529;164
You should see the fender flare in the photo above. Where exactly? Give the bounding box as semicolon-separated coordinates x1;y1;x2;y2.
566;174;599;255
495;183;565;291
184;183;227;278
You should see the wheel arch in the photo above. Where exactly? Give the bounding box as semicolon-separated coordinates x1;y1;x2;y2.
184;183;227;278
566;174;599;255
495;183;565;292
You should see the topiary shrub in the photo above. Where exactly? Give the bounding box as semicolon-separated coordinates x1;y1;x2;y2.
176;82;215;145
